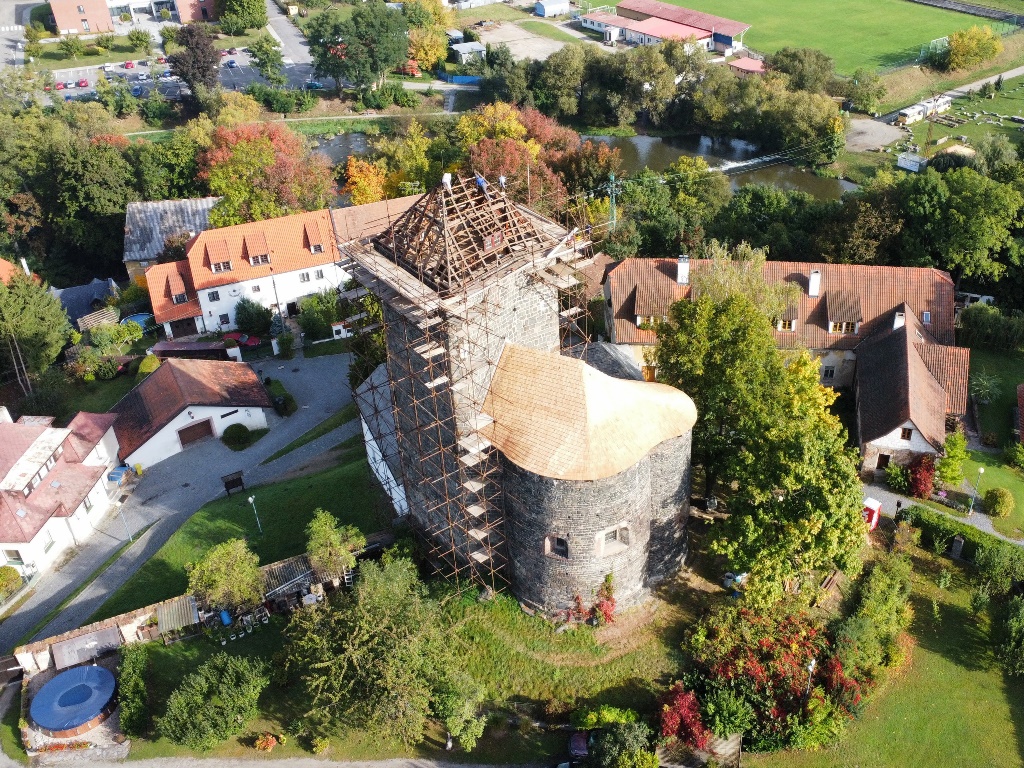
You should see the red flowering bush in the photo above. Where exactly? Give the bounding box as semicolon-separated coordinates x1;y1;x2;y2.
659;683;710;751
909;454;935;499
592;574;616;625
254;732;278;752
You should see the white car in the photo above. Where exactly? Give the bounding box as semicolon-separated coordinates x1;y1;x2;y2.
137;73;152;82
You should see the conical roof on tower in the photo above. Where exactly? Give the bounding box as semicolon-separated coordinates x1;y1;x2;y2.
373;174;560;296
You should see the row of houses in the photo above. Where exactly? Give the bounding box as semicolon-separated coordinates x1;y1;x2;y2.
602;257;969;470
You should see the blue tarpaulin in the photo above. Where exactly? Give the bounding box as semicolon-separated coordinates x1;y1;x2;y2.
30;666;116;733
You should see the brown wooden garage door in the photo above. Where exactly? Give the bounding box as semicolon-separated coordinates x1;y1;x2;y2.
177;419;213;446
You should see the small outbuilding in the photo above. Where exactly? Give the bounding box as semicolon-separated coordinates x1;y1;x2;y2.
535;0;571;16
111;357;272;470
450;41;487;64
897;152;928;173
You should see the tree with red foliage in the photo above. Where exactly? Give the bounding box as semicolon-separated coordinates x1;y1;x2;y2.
550;139;622;195
466;137;566;216
199;123;335;227
592;573;616;625
518;108;580;160
659;683;710;751
909;454;935;499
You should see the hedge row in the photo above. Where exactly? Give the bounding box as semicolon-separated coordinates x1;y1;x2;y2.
899;505;1024;592
118;643;150;739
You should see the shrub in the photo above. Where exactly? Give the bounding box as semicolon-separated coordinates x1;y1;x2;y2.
0;566;21;599
297;289;340;340
909;454;935;499
659;683;710;751
157;653;269;750
985;487;1015;518
234;297;273;337
222;423;251;448
884;462;910;493
137;354;161;381
311;736;330;754
119;644;150;739
139;96;175;126
970;368;1002;405
159;25;178;45
570;705;637;729
95;358;120;380
160;7;171;18
254;732;277;751
277;332;295;360
846;553;912;673
936;429;968;486
1004;442;1024;471
700;688;754;739
588;721;654;768
267;378;297;415
1000;595;1024;675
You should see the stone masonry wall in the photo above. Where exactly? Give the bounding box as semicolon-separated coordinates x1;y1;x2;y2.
647;432;693;585
502;455;653;612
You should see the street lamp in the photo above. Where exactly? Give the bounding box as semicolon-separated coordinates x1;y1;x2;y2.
967;466;985;516
247;495;263;534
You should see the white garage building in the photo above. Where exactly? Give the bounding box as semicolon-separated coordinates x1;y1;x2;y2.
111;358;272;470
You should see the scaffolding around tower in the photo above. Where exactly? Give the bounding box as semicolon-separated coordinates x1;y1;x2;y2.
343;175;599;595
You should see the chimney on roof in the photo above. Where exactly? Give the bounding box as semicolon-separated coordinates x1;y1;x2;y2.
894;311;906;330
808;269;821;298
20;258;29;276
442;173;452;191
0;407;12;424
676;254;690;285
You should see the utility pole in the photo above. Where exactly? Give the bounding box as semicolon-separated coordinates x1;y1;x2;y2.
608;173;617;232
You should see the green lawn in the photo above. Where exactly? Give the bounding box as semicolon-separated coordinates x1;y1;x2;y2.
456;3;531;24
969;348;1024;446
964;450;1024;540
748;549;1024;768
89;448;387;622
303;336;352;357
62;374;137;420
0;693;26;765
516;20;583;45
262;402;357;464
598;0;996;74
910;75;1024;155
27;36;150;71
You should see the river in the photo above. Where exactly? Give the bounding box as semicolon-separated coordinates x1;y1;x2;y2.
311;132;856;200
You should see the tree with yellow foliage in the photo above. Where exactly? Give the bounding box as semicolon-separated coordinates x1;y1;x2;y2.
408;26;448;70
455;102;528;145
944;25;1002;71
342;156;388;205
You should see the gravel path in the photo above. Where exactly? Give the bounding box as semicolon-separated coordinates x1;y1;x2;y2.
0;352;354;653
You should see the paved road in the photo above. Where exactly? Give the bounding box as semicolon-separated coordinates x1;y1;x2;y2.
863;479;1012;541
0;351;354;653
265;0;311;66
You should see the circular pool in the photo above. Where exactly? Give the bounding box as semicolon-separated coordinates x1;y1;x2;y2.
30;666;117;738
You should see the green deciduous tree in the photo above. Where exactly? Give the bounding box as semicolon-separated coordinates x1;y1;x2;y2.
306;508;366;574
308;2;408;89
158;653;270;750
766;47;835;93
247;33;286;86
58;35;85;60
282;558;480;745
234;295;273;335
89;320;142;354
170;23;221;93
127;28;153;53
221;0;267;30
186;538;264;610
664;155;731;246
690;240;799;321
587;721;655;768
0;273;72;396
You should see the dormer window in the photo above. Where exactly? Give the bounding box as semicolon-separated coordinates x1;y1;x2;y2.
250;254;270;266
310;244;324;255
212;261;232;273
777;319;795;332
829;321;857;334
172;293;187;305
922;311;932;324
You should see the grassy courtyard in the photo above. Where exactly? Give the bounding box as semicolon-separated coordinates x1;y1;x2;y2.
598;0;994;73
969;348;1023;447
516;20;584;45
89;445;386;622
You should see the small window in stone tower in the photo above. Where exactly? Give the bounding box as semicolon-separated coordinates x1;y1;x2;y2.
600;525;629;556
545;536;568;559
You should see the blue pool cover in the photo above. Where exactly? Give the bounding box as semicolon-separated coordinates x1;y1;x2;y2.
30;666;116;732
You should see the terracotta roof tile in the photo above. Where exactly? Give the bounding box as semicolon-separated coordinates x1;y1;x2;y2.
826;289;863;323
111;358;272;460
605;258;957;349
147;261;202;324
915;343;969;415
66;412;118;459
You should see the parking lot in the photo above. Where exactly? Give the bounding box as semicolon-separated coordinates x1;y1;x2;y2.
46;48;319;102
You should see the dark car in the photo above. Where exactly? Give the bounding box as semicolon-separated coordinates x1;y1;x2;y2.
228;47;238;54
569;733;588;759
130;85;146;97
304;80;325;90
225;59;238;68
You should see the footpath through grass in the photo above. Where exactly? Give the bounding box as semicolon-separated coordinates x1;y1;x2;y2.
748;548;1024;768
262;402;358;464
89;446;385;622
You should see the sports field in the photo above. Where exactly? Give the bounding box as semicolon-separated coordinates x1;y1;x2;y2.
600;0;999;74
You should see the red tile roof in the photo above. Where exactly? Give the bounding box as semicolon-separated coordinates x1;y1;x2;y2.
66;412;118;460
605;258;957;349
111;358;272;460
147;260;203;325
856;308;968;449
616;0;749;37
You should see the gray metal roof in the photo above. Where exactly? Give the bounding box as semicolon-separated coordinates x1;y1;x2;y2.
51;626;122;670
123;197;221;264
156;595;200;635
48;278;118;324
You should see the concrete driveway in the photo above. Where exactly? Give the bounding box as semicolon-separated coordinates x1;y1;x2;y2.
0;351;354;653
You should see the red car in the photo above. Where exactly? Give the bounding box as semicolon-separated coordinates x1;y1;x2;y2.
54;81;65;90
77;78;89;87
156;55;167;63
123;60;135;68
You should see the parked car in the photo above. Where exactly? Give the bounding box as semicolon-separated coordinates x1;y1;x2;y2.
569;733;589;759
130;85;146;97
138;59;150;66
53;81;65;90
219;50;228;56
304;80;325;90
228;47;238;54
158;71;174;81
64;94;74;101
123;60;135;68
76;78;89;87
102;63;114;72
64;81;76;89
156;55;167;63
136;73;151;81
225;59;238;68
